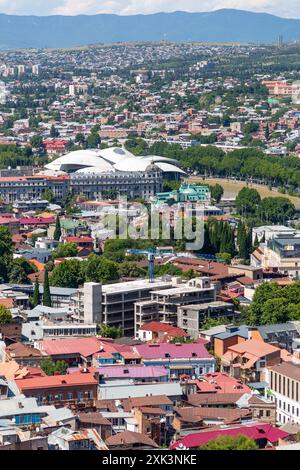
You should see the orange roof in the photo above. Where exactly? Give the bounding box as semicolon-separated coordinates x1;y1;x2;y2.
29;259;45;271
16;371;98;390
0;361;30;380
227;339;280;358
38;212;55;219
0;298;14;309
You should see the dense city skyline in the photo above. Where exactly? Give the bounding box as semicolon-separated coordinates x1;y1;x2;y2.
0;0;299;19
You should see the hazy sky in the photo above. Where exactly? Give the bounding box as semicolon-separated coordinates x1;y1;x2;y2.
0;0;299;19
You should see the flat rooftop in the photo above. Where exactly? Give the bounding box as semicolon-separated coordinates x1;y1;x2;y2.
102;278;172;294
151;286;214;296
181;301;232;310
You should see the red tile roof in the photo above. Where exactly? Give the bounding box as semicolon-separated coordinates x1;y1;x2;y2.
41;337;102;358
197;372;251;394
16;371;98;391
64;236;94;243
139;321;187;337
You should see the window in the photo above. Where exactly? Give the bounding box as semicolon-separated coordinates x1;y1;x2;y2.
279;375;281;394
67;392;73;400
266;410;271;417
292;381;295;400
271;371;274;389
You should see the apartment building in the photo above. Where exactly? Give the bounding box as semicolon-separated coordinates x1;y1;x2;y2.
134;277;216;336
70;169;163;200
15;370;99;407
251;231;300;279
0;169;162;203
135;340;215;378
72;279;173;336
178;301;235;339
0;175;69;203
267;362;300;425
221;339;281;383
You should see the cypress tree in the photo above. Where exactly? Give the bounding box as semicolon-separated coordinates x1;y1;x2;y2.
43;269;52;307
32;277;40;307
253;233;259;248
238;223;247;259
54;215;62;241
265;124;270;141
238;223;252;260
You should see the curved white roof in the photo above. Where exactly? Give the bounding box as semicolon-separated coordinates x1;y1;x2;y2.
45;147;184;176
143;155;180;166
114;157;154;172
98;146;134;164
46;150;114;173
155;162;186;174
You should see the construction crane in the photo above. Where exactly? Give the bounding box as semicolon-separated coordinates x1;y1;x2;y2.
126;248;156;283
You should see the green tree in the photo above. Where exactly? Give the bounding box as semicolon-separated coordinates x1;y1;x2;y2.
210;183;224;203
265;124;270;141
50;259;85;288
237;222;252;260
50;124;59;138
53;215;62;241
43;269;52;307
119;261;146;278
40;358;67;376
0;304;13;324
0;226;13;282
86;130;101;148
257;197;295;224
9;263;30;284
75;133;86;146
30;135;43;148
260;298;290;325
84;254;119;283
216;252;232;264
41;188;55;203
98;323;122;339
200;435;257;450
236;187;261;217
52;242;78;259
200;317;229;330
246;281;300;325
8;258;37;284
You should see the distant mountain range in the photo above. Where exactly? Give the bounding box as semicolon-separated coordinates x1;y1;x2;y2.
0;9;299;49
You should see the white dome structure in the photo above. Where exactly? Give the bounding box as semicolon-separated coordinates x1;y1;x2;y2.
45;147;185;178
